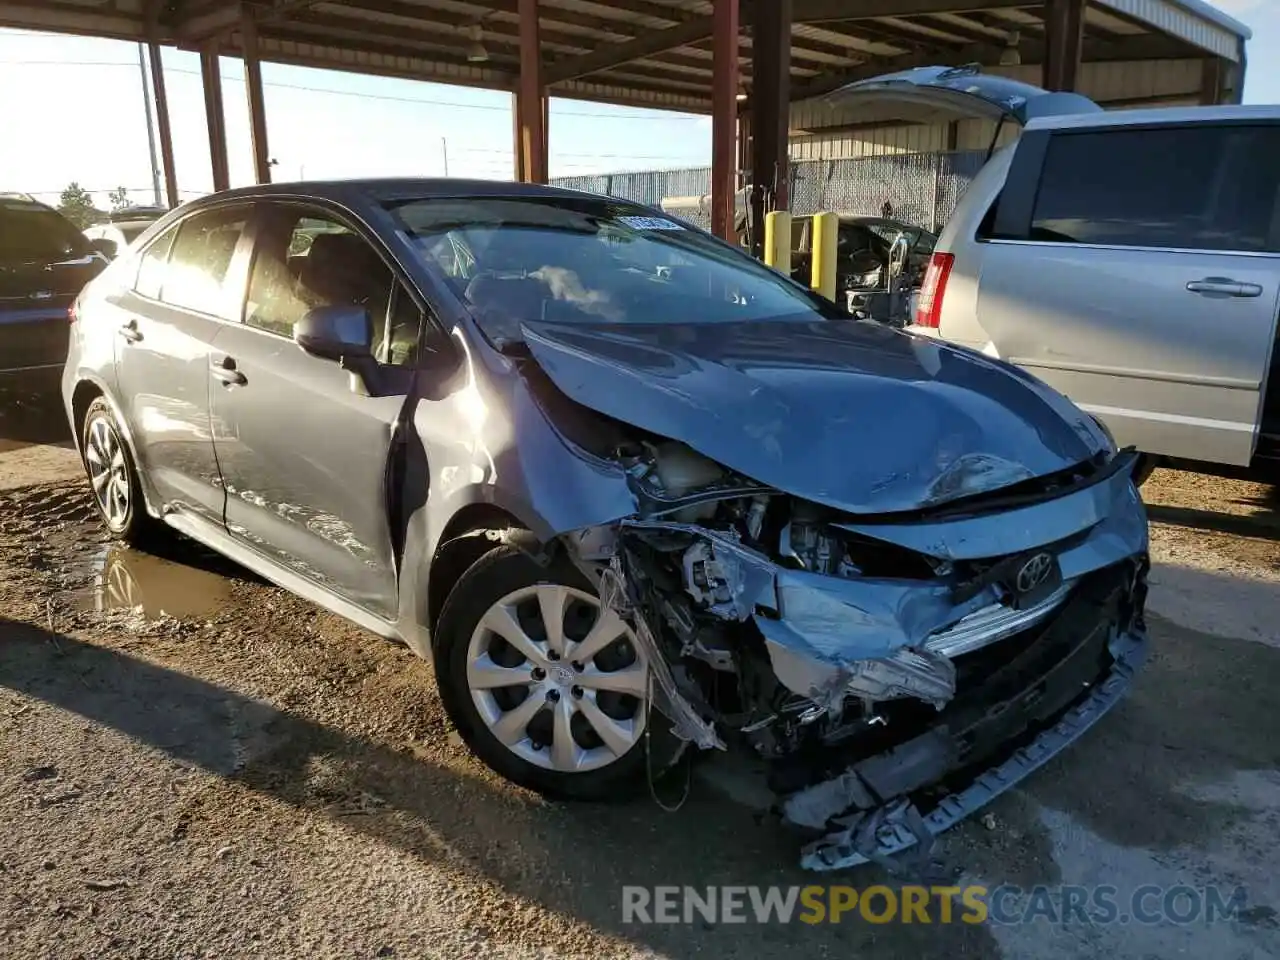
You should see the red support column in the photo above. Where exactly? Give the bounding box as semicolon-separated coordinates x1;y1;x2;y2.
147;40;179;208
240;8;272;184
710;0;739;242
748;0;790;257
1042;0;1084;92
200;43;230;192
515;0;547;183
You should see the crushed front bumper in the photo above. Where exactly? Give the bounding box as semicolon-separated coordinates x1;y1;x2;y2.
783;562;1147;873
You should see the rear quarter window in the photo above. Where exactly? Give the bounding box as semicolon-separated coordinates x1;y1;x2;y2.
1029;124;1280;252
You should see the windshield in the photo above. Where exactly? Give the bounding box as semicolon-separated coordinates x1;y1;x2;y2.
0;201;91;264
388;195;839;343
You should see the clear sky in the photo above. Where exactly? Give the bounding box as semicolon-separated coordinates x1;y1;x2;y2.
0;0;1272;210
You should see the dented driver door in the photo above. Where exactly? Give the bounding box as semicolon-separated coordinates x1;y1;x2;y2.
208;202;416;620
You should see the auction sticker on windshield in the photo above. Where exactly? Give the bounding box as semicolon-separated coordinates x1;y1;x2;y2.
618;215;684;231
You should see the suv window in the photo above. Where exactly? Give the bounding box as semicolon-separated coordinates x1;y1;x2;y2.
0;200;91;264
245;206;422;366
1030;124;1280;252
134;224;178;300
160;208;249;314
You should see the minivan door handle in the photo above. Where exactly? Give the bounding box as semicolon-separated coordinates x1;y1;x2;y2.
117;318;143;343
1185;277;1264;298
210;354;247;386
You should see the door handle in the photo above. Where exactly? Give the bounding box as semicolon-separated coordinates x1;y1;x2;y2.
1185;277;1264;298
210;354;247;386
117;319;143;343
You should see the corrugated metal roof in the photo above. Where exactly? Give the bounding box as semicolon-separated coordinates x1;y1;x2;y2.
0;0;1252;114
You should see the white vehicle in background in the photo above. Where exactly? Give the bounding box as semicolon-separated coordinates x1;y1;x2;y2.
834;66;1280;484
83;219;157;261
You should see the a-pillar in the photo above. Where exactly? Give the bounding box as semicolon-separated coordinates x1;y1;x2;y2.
200;43;230;192
748;0;789;257
1042;0;1084;92
710;0;740;242
240;8;272;184
514;0;548;183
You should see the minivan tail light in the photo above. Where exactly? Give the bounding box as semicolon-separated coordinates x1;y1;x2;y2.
914;252;954;329
68;299;79;323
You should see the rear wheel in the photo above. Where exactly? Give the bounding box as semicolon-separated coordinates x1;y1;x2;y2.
434;544;676;800
81;398;155;545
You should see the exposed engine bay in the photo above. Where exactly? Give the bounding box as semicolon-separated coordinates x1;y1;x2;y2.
556;437;1149;874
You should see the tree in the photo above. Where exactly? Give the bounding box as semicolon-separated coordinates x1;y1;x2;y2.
108;186;130;212
57;182;104;228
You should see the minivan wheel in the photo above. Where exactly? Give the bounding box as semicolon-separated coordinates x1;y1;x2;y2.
434;544;674;800
81;398;151;544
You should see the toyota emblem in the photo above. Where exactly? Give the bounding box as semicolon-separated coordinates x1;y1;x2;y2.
1015;552;1054;593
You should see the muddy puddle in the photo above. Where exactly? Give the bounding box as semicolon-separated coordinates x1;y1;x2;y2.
74;543;231;619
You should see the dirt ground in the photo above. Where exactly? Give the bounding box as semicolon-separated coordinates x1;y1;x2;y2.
2;391;1279;960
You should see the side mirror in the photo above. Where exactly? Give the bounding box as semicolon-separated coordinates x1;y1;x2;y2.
293;305;373;362
89;237;117;260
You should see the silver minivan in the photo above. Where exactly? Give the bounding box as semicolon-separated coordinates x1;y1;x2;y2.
835;66;1280;482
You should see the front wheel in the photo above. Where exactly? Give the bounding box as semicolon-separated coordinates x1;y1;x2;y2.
433;544;675;800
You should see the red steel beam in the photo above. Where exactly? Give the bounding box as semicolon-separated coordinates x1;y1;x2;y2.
1042;0;1084;91
199;42;230;191
516;0;548;183
240;7;273;184
147;39;180;208
711;0;739;242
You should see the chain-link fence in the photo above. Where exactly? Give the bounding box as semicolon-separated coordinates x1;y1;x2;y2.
552;149;990;233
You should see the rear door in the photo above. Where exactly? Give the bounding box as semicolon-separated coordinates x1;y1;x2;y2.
113;204;253;524
975;118;1280;466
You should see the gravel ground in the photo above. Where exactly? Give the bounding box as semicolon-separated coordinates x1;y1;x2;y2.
1;396;1278;960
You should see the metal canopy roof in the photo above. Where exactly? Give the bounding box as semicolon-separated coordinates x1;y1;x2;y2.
1;0;1249;114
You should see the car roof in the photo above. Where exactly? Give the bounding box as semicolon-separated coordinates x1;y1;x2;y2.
1026;103;1280;133
190;178;617;211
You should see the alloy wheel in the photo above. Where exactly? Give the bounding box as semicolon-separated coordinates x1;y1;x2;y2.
85;414;130;529
465;583;648;773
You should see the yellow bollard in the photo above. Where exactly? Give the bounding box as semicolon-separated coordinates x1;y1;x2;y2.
764;210;792;275
810;211;838;301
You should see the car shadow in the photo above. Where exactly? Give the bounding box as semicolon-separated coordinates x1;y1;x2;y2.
1145;502;1280;542
0;378;73;452
0;619;1001;959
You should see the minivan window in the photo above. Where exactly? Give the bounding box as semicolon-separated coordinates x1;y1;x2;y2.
160;209;248;314
1030;125;1280;252
0;201;91;263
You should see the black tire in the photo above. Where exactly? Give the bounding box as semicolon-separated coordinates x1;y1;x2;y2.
80;397;157;545
433;544;680;801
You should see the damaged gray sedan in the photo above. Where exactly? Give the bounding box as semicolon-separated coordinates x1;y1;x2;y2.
64;180;1148;872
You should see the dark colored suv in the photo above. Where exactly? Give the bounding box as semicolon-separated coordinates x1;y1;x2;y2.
1;195;106;394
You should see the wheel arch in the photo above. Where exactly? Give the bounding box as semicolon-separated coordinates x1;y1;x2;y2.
424;503;535;644
72;378;160;519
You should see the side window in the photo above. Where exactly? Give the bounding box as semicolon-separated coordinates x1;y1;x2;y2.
160;208;250;313
134;224;178;300
245;207;423;367
1030;125;1280;252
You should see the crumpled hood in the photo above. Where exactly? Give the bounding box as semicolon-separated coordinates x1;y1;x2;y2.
521;318;1108;514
